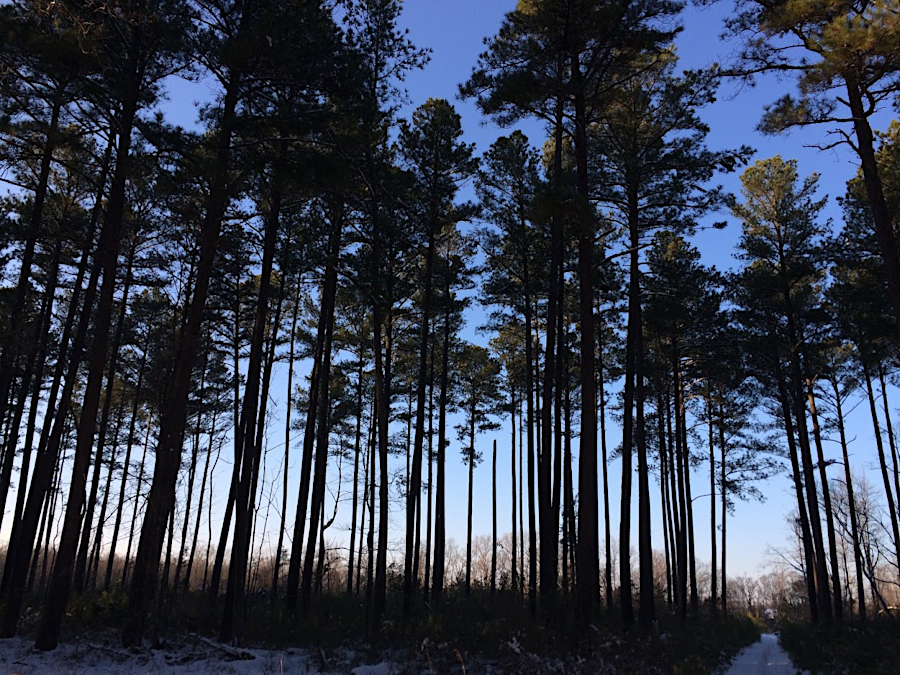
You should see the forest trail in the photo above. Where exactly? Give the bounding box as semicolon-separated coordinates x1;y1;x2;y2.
725;633;807;675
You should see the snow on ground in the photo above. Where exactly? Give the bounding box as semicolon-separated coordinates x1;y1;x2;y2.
0;635;375;675
724;633;808;675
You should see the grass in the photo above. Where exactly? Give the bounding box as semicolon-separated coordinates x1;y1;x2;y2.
778;617;900;674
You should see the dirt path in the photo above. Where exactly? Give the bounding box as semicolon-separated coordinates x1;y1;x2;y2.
724;633;807;675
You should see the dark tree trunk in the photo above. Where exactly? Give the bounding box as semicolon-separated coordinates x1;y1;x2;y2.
829;374;866;619
674;361;689;618
510;383;517;595
666;390;682;613
0;241;60;535
598;312;613;610
347;357;364;596
775;363;820;623
524;289;537;616
465;410;475;597
861;363;900;579
220;152;285;642
424;358;435;599
88;398;127;588
539;95;565;620
660;397;672;610
618;195;640;625
878;368;900;565
185;406;217;594
0;95;62;433
635;261;654;628
432;268;452;603
719;415;727;615
681;403;698;616
300;221;341;613
806;379;843;620
105;346;147;591
708;398;717;617
122;60;243;647
29;85;139;649
123;420;152;586
75;239;137;593
844;77;900;336
403;219;436;616
491;438;497;597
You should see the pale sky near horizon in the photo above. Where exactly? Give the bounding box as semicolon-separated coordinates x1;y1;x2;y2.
4;0;898;589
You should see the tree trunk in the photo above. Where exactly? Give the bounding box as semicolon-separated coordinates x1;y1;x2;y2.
878;367;900;564
424;360;435;599
524;289;537;616
830;373;866;619
1;241;60;535
681;402;698;616
488;438;495;596
598;311;613;610
861;362;900;579
122;58;243;646
774;362;820;622
719;413;727;615
75;239;137;593
708;397;717;617
185;406;217;594
432;265;452;603
0;95;62;433
403;219;436;616
660;397;672;610
618;193;640;625
465;411;475;597
572;57;599;626
88;397;127;588
844;77;900;337
635;259;655;628
105;347;147;590
510;383;517;595
123;421;152;587
806;378;844;620
31;82;140;649
666;389;682;613
300;220;340;613
347;357;364;596
220;152;285;642
539;94;565;620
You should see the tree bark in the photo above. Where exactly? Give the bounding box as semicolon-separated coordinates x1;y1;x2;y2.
220;151;285;642
300;220;341;612
573;70;599;627
122;58;243;646
75;239;137;593
806;378;844;620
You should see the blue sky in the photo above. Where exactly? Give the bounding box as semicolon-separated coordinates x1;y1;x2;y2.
390;0;898;580
16;0;893;584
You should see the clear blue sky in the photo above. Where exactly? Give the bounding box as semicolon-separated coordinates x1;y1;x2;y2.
52;1;896;583
392;0;897;580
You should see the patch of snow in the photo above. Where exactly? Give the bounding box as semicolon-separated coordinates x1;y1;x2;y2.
349;664;392;675
0;635;351;674
723;633;809;675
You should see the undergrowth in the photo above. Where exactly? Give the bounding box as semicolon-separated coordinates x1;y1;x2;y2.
778;617;899;674
4;587;761;673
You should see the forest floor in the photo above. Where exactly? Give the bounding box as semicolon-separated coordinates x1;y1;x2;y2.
0;618;760;674
0;630;758;675
0;592;763;673
776;618;900;674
